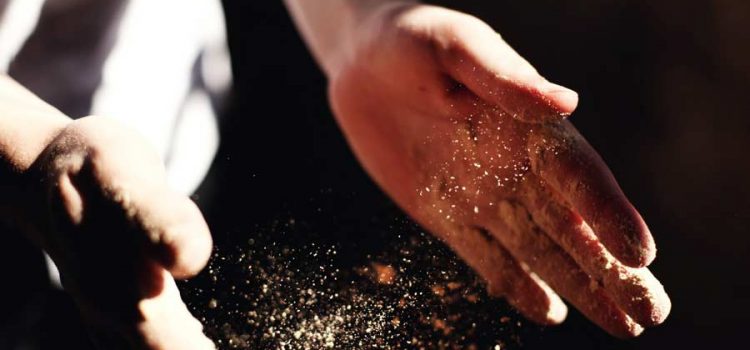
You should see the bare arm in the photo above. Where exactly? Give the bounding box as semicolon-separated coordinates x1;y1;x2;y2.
284;0;414;77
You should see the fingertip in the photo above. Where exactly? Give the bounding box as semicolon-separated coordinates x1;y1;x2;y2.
607;212;656;268
527;273;568;325
543;286;569;325
154;198;213;279
507;293;568;326
633;269;672;327
505;82;579;124
642;292;671;328
440;27;579;123
650;290;672;326
542;81;579;117
504;272;569;326
136;274;217;350
537;293;568;326
637;220;657;267
163;214;213;279
618;320;645;339
600;312;645;339
632;235;657;269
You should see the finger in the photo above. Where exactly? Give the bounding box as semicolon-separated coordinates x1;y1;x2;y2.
127;187;213;279
77;163;213;280
434;224;567;325
485;200;645;338
64;118;214;279
436;15;578;123
523;178;671;327
527;121;655;267
87;270;216;350
135;270;216;350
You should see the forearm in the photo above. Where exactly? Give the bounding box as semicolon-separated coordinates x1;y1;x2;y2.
284;0;417;77
0;74;70;221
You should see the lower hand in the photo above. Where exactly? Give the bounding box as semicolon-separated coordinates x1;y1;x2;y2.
23;116;214;349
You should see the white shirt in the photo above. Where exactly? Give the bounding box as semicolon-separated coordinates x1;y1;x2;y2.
0;0;231;196
0;0;232;288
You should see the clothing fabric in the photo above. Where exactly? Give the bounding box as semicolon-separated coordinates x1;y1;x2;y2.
0;0;231;196
0;2;232;334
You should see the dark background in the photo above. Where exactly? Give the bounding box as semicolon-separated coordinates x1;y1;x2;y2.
2;1;748;349
209;1;750;348
209;1;749;348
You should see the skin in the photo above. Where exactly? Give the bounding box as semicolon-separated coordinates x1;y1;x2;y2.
0;76;215;349
0;0;671;348
288;0;671;338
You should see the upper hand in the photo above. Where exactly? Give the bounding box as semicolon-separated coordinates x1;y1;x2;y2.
22;116;215;349
327;3;670;337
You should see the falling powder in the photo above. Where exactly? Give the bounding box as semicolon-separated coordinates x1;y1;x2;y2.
181;216;539;350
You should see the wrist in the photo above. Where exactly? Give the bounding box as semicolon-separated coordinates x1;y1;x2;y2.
0;75;71;172
0;75;71;232
327;1;419;77
286;0;419;78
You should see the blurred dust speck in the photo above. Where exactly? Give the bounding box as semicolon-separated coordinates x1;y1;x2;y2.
181;215;536;349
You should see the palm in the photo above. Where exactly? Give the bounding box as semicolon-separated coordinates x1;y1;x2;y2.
328;5;670;338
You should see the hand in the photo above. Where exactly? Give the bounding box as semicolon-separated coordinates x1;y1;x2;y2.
327;3;670;337
22;116;215;349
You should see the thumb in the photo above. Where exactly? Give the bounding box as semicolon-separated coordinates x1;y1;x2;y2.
86;270;216;350
129;187;213;280
136;270;217;350
438;17;578;122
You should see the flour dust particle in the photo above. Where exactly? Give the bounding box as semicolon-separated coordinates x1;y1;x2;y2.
181;216;539;349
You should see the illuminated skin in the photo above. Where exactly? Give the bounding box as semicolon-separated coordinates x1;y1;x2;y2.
0;1;671;348
0;76;214;349
287;0;671;337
